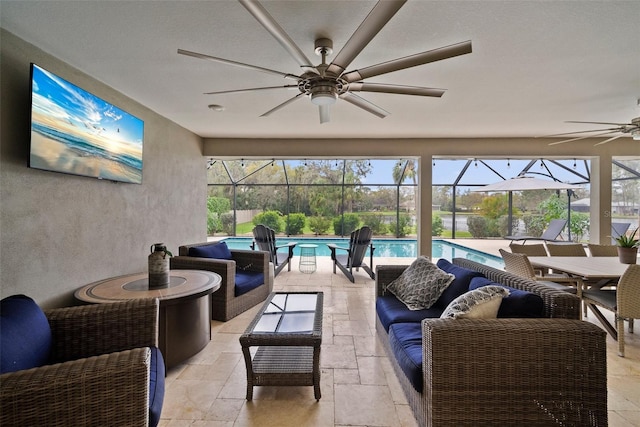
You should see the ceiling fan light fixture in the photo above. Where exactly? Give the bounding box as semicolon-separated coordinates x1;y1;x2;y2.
310;84;338;106
311;92;337;106
631;129;640;141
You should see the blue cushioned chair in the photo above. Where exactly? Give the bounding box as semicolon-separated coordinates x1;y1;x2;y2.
0;295;164;427
172;241;273;321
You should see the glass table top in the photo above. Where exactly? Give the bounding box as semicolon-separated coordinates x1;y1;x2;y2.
253;293;318;334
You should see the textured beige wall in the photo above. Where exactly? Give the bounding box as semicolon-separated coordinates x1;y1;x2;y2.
1;30;207;308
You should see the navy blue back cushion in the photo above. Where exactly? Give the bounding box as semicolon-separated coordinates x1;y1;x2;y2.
189;242;232;260
389;322;424;393
376;295;443;332
434;259;484;309
149;347;165;427
234;271;264;296
469;277;544;318
0;295;52;374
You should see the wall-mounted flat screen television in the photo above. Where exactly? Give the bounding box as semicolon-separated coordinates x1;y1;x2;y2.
29;63;144;184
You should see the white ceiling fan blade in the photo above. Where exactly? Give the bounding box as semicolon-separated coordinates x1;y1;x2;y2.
566;120;630;126
204;85;298;95
238;0;317;73
539;127;622;138
594;134;626;146
259;93;305;117
178;49;299;81
326;0;406;77
548;130;619;146
348;82;445;97
319;105;330;124
341;40;472;83
340;92;389;118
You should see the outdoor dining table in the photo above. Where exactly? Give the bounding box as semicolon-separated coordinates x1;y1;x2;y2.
528;256;632;339
527;256;629;281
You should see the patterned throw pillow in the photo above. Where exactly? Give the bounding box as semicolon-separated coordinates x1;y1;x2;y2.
386;256;455;311
440;286;510;319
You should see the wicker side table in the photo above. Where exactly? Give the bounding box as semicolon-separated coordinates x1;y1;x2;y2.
239;292;323;400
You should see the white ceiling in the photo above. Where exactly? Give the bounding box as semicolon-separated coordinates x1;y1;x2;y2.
2;0;639;140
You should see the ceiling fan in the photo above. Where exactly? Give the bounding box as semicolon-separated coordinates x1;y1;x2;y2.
545;117;640;146
178;0;472;124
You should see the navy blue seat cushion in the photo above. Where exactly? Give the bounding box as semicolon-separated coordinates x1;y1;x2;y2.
376;295;443;332
234;270;264;296
389;322;424;393
188;242;233;260
149;347;165;427
434;259;485;309
0;295;52;374
469;277;544;318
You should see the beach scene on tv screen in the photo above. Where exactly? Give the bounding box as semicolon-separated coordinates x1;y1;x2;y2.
30;64;144;184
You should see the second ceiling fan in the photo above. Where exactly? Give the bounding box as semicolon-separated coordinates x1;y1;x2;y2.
178;0;472;124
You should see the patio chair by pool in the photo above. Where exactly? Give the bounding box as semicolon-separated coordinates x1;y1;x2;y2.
251;225;297;277
504;219;566;244
327;226;375;283
611;222;631;244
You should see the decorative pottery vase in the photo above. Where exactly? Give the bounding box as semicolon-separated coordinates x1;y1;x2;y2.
149;243;170;288
617;246;638;265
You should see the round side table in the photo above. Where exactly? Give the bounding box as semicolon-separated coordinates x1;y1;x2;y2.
75;270;221;368
298;244;318;274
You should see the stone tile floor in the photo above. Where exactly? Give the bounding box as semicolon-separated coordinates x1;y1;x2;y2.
159;240;640;426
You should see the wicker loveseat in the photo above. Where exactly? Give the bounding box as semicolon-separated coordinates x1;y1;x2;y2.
0;296;164;426
171;241;273;321
376;258;607;427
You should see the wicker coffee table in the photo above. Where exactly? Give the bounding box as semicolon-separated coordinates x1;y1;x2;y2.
240;291;323;400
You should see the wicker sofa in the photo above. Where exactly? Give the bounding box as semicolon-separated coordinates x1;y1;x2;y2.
171;241;273;321
0;296;164;426
376;258;607;427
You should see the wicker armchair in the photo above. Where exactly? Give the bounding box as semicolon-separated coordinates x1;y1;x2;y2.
0;298;163;426
171;241;273;321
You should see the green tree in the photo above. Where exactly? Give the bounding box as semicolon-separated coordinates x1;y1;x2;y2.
207;196;231;235
333;213;361;235
432;213;444;236
253;210;284;233
309;216;331;235
479;194;510;220
389;214;412;237
286;213;306;235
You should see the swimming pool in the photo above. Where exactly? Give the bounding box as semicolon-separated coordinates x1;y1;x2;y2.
220;237;504;269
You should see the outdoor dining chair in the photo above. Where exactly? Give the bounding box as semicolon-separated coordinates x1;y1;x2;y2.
588;243;619;257
509;243;548;275
546;243;587;257
581;264;640;357
499;249;581;294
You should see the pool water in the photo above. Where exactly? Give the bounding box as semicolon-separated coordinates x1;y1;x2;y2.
220;237;504;269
